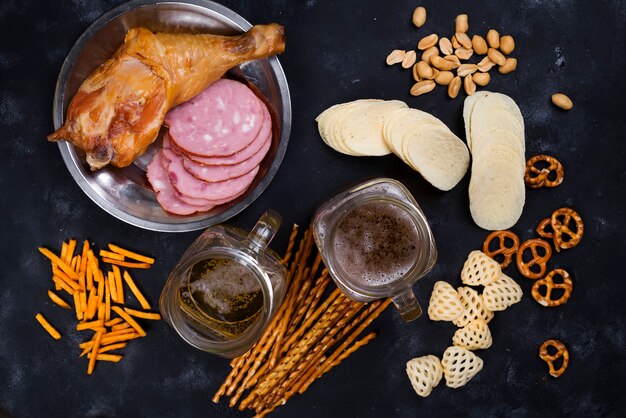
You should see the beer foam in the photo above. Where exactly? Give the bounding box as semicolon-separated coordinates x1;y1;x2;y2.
332;201;420;287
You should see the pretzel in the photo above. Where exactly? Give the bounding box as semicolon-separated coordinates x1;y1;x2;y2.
516;238;552;279
531;268;573;307
524;155;564;188
550;208;584;251
482;230;520;268
536;218;554;239
539;339;569;378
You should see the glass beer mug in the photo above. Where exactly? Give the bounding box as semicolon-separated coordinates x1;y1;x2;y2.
160;210;287;358
312;178;437;322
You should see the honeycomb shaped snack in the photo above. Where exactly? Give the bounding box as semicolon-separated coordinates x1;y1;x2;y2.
452;320;493;350
441;346;484;388
483;272;523;311
452;287;494;327
461;250;501;286
406;355;443;397
427;281;465;321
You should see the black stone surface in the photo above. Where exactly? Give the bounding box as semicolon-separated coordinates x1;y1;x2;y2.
1;0;625;417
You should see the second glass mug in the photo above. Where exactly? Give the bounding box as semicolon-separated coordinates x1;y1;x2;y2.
312;178;437;322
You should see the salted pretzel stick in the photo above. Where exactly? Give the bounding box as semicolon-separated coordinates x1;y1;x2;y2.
221;257;305;399
225;322;279;398
302;272;330;322
295;332;377;398
264;302;363;409
240;296;344;410
268;338;364;416
306;253;323;282
244;276;323;392
281;224;299;266
288;273;329;332
242;294;349;409
219;270;301;403
280;288;342;355
213;357;245;403
268;230;316;368
299;299;392;394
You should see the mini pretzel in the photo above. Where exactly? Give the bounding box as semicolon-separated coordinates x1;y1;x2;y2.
539;339;569;378
516;238;552;279
536;218;554;239
550;208;584;252
482;230;520;268
524;155;564;188
531;268;573;307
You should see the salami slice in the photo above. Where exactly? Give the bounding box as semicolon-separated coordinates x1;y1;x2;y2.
147;152;215;215
181;104;272;166
160;150;248;207
165;152;259;200
183;135;270;182
166;79;263;157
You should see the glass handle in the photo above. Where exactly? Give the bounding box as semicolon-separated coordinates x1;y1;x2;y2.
392;289;422;322
248;209;282;251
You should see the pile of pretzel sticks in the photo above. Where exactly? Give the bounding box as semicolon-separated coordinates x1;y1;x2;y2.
36;239;160;375
213;225;391;417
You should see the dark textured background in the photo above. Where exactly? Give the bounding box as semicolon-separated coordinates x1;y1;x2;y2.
1;0;625;417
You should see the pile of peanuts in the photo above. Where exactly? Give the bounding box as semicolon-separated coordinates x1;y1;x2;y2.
386;8;517;98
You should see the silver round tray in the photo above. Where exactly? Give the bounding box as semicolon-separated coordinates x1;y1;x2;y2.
52;0;291;232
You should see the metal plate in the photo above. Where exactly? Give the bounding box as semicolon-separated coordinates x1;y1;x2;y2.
52;0;291;232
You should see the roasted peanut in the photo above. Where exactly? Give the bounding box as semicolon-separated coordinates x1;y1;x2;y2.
455;47;474;60
448;76;462;98
486;29;500;48
463;75;476;96
451;34;461;49
412;6;427;28
444;55;462;68
412;63;421;82
435;70;455;85
471;35;488;55
386;49;406;65
431;55;456;71
416;60;434;79
455;32;472;49
500;35;515;55
401;50;417;69
477;56;495;72
422;46;439;63
498;57;517;74
410;80;436;96
487;48;506;66
472;72;490;86
439;37;453;55
418;34;439;50
455;14;469;33
551;93;573;110
457;63;478;77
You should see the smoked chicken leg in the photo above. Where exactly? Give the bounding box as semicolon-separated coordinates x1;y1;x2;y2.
48;24;285;170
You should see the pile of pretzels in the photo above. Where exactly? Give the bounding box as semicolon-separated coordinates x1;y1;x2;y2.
482;206;583;378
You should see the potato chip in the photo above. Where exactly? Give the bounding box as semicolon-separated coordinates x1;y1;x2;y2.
464;91;526;230
339;100;407;156
386;108;469;191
